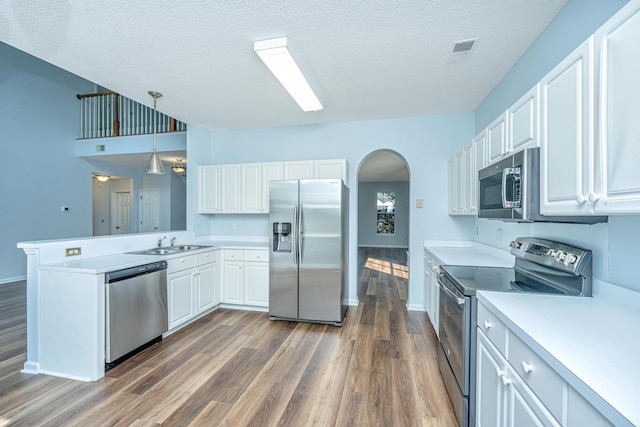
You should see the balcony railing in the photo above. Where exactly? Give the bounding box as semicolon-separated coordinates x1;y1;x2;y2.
76;91;186;139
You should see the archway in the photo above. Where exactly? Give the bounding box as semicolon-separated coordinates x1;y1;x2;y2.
356;150;410;301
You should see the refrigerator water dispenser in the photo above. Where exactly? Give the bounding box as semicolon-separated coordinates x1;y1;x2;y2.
273;222;292;252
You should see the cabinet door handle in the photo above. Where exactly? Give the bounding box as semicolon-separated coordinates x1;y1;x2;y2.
521;361;534;374
483;320;492;330
576;194;587;204
501;375;512;386
588;192;600;203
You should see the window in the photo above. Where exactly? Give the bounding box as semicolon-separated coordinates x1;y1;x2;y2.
376;192;395;234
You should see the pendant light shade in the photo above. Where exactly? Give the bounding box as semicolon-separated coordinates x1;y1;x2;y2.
146;152;165;174
146;91;165;174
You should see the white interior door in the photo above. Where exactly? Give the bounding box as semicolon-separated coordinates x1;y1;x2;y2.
111;191;131;234
141;189;160;232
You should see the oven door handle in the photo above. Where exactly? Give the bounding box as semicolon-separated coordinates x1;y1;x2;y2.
439;277;466;305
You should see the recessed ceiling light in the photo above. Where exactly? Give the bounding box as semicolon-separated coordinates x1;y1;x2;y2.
254;37;323;112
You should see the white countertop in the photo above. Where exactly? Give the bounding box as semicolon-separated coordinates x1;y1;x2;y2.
478;291;638;427
40;240;268;274
424;240;514;267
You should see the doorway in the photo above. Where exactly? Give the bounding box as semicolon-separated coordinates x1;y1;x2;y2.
111;190;132;234
357;150;410;301
140;189;160;232
93;175;133;236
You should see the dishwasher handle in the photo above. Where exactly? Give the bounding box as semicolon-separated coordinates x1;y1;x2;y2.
105;261;167;283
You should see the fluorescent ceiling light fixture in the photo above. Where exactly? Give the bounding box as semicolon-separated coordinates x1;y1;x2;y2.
254;37;323;112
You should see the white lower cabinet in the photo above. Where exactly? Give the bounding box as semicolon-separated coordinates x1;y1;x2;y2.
477;331;560;427
168;268;195;329
423;249;440;336
476;301;614;427
244;261;269;307
222;249;269;307
194;252;219;313
167;250;219;330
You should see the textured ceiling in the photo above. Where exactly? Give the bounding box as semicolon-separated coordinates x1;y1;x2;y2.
0;1;568;132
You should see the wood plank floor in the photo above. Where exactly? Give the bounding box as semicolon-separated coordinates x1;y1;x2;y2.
0;253;456;426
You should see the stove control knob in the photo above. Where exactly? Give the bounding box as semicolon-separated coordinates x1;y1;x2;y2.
556;251;567;261
510;240;522;249
548;249;557;257
567;254;578;264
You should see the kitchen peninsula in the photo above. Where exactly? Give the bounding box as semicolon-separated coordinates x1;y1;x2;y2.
18;231;268;381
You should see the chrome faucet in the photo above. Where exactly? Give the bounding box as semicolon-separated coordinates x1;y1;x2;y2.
157;236;166;248
170;237;177;247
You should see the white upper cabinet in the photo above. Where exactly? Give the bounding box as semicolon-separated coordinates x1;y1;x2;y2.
261;162;284;213
220;164;241;213
472;131;487;212
284;161;313;180
198;165;221;213
313;159;347;181
540;37;595;215
462;143;474;214
199;159;347;214
595;0;640;213
487;112;508;164
241;163;262;213
509;84;540;152
448;157;456;215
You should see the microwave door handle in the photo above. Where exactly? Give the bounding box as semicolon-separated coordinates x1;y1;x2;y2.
501;167;521;208
501;168;510;208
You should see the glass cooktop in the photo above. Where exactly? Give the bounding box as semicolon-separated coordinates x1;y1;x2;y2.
440;265;580;296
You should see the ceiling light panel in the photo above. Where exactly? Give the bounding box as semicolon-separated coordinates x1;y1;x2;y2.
254;37;323;112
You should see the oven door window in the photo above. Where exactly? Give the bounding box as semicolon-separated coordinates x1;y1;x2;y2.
438;278;470;394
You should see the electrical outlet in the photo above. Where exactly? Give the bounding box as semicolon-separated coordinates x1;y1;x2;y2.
416;199;424;208
65;247;82;257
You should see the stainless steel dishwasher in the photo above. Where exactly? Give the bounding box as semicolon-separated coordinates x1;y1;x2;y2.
105;260;168;368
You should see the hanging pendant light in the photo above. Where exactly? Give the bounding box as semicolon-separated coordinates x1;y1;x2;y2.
145;91;165;174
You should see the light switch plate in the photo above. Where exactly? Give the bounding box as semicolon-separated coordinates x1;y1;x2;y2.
416;199;424;208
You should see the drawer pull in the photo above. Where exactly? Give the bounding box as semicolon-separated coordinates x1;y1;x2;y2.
496;370;512;386
483;320;492;330
521;361;534;374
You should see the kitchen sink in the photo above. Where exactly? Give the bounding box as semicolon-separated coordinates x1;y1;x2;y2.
171;245;210;251
128;245;212;255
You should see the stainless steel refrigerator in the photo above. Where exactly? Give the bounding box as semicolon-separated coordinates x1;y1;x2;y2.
269;179;349;326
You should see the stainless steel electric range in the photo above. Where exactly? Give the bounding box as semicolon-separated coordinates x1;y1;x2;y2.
436;237;593;427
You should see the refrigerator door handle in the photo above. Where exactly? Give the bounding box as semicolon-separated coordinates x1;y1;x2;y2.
293;204;299;265
298;203;304;264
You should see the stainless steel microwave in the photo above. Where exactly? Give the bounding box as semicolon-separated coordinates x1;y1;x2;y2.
478;148;607;224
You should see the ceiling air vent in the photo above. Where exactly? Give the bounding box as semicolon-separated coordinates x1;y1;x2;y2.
447;38;479;62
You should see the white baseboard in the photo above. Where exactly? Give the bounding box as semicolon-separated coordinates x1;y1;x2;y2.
358;244;409;249
219;303;269;313
1;275;27;285
22;361;39;375
406;303;426;312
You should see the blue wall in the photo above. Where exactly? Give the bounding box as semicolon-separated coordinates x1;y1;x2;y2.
0;42;96;282
186;114;476;306
358;181;410;248
475;0;629;133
